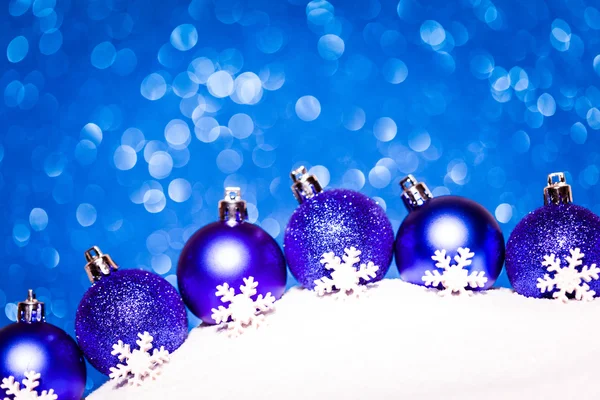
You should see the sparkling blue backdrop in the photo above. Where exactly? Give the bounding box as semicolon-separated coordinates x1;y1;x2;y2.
2;0;600;392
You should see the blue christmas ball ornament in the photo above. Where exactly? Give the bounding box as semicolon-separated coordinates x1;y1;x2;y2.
284;166;395;289
75;247;188;375
177;187;287;324
0;290;86;400
395;175;505;291
506;173;600;300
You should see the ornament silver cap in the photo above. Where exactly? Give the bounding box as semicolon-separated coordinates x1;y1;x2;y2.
400;175;433;211
17;289;45;324
84;246;119;283
544;172;573;206
290;166;323;204
219;187;248;223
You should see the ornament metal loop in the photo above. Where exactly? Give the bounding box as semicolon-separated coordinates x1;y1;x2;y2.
17;289;45;323
399;175;433;211
84;246;119;283
290;166;323;204
544;172;573;206
219;187;248;223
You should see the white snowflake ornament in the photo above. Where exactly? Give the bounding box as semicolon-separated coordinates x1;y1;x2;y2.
211;276;276;337
537;248;600;303
109;331;170;387
1;371;57;400
313;247;379;299
422;247;487;296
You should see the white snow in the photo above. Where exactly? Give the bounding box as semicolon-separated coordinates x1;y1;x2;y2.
537;248;599;302
89;279;600;400
1;371;57;400
211;276;276;337
422;247;487;295
314;247;379;298
109;332;170;387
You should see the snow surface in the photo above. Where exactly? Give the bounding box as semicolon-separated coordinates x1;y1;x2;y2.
89;279;600;400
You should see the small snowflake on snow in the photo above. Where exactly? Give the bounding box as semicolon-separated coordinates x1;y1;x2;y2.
1;371;57;400
313;247;379;299
109;332;170;387
537;248;600;303
211;276;276;337
422;247;487;296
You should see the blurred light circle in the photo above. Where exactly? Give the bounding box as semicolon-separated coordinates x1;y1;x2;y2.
318;34;345;60
170;24;198;51
570;122;587;144
32;0;55;17
231;72;263;105
594;55;600;76
18;83;39;110
91;41;117;69
41;247;59;268
382;58;408;84
113;145;137;170
207;71;234;98
449;161;468;183
9;0;31;16
189;57;215;84
149;151;174;179
76;203;97;227
420;20;446;46
252;145;276;168
257;27;285;54
81;122;102;145
309;165;330;187
373;117;397;142
107;13;134;40
511;131;531;153
4;80;24;107
147;230;169;254
141;73;167;101
408;129;431;152
307;8;334;26
44;152;66;177
261;218;280;238
195;117;220;142
295;95;321;121
342;168;366;190
122;128;145;151
29;208;48;231
172;71;198;99
151;254;172;275
342;106;366;131
509;67;529;91
495;203;513;223
489;67;510;91
75;139;97;165
368;166;391;188
551;19;571;52
112;48;137;76
587;108;600;130
168;178;192;202
5;303;17;321
259;63;285;91
585;7;600;29
7;36;29;63
228;113;254;139
307;0;334;15
470;52;494;79
13;224;30;245
537;93;556;117
39;29;62;55
165;119;190;149
143;189;166;213
216;149;243;173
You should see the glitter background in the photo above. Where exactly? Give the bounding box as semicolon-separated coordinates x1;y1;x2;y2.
1;0;600;392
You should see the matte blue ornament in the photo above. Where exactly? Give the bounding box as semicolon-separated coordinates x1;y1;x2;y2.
177;187;287;324
506;173;600;298
75;247;188;375
395;175;505;290
284;166;394;289
0;290;86;400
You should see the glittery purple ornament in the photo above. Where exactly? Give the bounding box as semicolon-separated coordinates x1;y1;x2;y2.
394;175;505;290
506;173;600;298
0;291;86;400
75;247;188;375
177;188;287;324
284;167;394;289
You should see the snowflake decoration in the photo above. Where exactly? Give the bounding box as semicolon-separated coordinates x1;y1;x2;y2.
1;371;57;400
211;276;276;337
313;246;379;299
109;331;170;387
422;247;487;296
537;248;600;303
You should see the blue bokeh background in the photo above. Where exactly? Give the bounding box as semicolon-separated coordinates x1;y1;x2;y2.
2;0;600;392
